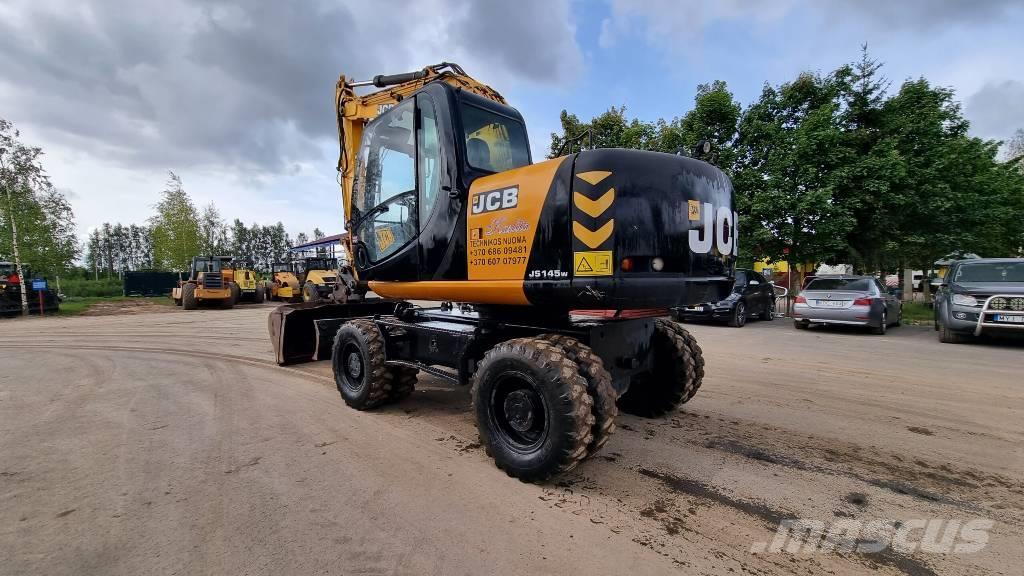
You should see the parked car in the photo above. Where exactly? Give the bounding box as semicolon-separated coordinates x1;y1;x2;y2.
793;276;901;334
675;268;776;327
934;258;1024;344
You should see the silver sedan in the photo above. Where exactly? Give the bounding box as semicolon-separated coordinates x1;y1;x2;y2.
793;276;902;334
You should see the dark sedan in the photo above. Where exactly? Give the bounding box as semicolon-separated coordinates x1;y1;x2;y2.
675;269;777;327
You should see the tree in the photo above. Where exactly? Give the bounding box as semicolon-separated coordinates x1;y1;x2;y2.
831;47;904;272
149;171;200;272
199;203;229;256
295;232;309;246
732;72;856;283
672;80;742;168
548;107;658;157
0;119;79;314
1007;128;1024;173
230;219;252;266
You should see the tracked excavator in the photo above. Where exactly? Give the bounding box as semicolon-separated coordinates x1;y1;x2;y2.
269;62;737;481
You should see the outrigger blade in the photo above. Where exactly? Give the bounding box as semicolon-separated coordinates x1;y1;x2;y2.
268;300;399;365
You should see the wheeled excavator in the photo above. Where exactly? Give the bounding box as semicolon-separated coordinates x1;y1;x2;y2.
269;62;737;481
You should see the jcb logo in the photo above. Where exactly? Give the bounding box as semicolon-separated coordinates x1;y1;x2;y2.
688;202;739;256
472;186;518;215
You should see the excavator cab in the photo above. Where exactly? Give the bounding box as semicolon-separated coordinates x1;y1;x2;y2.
348;85;532;287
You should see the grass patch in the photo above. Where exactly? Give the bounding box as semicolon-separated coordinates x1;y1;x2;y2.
58;296;174;316
901;302;934;324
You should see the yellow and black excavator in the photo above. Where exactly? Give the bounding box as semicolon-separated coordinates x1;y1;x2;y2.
270;62;737;481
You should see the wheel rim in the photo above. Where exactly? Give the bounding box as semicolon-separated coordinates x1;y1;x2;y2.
489;371;548;452
880;312;887;333
341;342;365;391
736;303;746;326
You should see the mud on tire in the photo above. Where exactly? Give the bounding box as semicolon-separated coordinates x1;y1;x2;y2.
332;319;394;410
472;337;594;482
538;334;618;457
617;318;704;417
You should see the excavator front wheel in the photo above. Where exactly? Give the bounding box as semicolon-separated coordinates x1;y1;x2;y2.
332;319;396;410
472;337;594;482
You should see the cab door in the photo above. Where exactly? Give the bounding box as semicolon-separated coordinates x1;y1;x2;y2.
349;99;420;282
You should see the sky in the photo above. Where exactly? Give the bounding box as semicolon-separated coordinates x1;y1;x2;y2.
2;0;1023;246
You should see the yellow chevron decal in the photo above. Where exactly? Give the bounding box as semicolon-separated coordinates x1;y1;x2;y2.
575;170;612;185
573;189;614;218
573;220;614;249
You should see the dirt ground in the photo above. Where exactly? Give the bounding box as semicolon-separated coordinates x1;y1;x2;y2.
1;304;1021;575
78;298;179;316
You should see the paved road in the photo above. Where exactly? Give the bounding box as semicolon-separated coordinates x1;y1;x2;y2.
1;306;1021;575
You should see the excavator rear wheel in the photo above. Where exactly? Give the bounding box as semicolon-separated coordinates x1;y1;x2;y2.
538;334;617;457
617;319;703;417
472;337;594;482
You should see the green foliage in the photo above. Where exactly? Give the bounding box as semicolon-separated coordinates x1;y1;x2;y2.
547;81;740;170
59;276;123;298
149;172;201;272
901;302;935;324
0;119;80;280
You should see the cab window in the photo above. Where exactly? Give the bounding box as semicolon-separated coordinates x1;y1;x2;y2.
460;103;530;172
352;100;417;262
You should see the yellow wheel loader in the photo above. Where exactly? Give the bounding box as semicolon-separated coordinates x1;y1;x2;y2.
269;62;737;482
267;261;302;302
172;256;237;310
293;256;340;303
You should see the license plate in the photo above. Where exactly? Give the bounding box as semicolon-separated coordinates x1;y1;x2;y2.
995;314;1024;323
817;300;847;308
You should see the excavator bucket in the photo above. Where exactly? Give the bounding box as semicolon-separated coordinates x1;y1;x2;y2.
268;300;399;365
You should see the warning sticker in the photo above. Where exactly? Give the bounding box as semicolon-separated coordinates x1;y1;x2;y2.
573;251;613;277
688;199;701;221
375;227;395;252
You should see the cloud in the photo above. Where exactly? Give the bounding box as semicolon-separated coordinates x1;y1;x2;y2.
965;80;1024;141
597;0;1023;51
0;0;583;175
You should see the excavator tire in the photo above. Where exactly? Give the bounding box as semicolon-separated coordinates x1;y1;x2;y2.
254;284;265;303
332;319;395;410
617;318;702;417
472;337;594;482
303;282;321;303
229;283;241;306
181;283;198;310
387;367;418;402
538;334;617;457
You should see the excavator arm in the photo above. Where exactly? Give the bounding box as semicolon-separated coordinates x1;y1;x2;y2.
335;62;505;243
